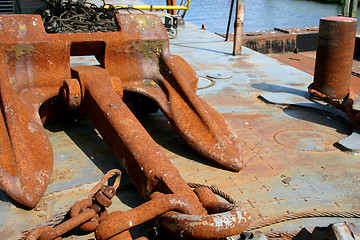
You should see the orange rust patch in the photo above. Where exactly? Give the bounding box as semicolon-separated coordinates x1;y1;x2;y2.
50;167;74;183
203;87;258;106
222;113;269;120
288;83;306;86
233;57;256;69
270;52;360;94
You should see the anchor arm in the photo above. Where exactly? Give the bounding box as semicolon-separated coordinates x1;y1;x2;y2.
0;80;53;208
160;54;243;171
123;54;243;172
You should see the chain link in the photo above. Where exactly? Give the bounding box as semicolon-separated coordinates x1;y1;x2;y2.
308;83;360;129
26;169;121;240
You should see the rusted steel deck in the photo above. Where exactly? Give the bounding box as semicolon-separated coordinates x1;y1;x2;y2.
0;15;359;240
222;27;319;54
270;51;360;95
168;22;360;232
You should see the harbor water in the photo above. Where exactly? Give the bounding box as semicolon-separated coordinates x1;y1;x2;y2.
143;0;359;33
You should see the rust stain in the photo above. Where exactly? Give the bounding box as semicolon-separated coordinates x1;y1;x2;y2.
50;167;74;183
203;87;258;106
233;56;256;69
271;52;360;95
270;52;315;75
287;82;306;87
222;113;269;120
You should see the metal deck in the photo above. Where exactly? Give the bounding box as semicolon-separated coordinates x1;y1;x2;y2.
0;16;359;240
168;22;360;231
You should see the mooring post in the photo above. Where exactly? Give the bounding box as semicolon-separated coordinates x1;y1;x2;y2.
233;0;245;55
312;17;358;100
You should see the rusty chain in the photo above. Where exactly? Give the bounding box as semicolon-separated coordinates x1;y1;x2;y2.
41;0;119;33
25;176;243;240
308;83;360;130
25;171;360;240
25;169;121;240
41;0;146;34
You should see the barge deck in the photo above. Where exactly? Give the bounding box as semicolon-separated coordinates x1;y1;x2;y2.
168;21;360;235
0;5;359;240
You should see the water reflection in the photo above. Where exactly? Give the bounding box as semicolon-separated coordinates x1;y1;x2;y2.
142;0;358;33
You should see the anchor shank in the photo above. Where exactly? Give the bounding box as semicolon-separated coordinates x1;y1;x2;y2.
71;66;206;214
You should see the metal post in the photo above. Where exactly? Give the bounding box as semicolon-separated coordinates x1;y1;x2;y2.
343;0;351;16
351;0;358;18
232;0;244;55
13;0;21;13
166;0;176;15
225;0;235;41
313;17;358;100
343;0;358;17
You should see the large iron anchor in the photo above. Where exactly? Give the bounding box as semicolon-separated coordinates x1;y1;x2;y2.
0;14;242;214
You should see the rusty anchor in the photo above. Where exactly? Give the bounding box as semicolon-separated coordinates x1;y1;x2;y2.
0;14;248;238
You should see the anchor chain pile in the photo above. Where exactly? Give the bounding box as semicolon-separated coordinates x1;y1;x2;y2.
40;0;120;33
40;1;178;37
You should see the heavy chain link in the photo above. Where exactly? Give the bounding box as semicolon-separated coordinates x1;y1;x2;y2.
308;83;360;130
26;169;121;240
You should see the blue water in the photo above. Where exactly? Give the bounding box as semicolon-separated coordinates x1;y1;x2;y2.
142;0;359;33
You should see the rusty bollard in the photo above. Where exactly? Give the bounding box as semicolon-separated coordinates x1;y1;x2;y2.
312;16;358;100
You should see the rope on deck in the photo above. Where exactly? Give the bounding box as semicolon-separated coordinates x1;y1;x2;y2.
187;182;237;204
249;210;360;231
187;183;360;239
187;183;360;232
263;230;298;239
